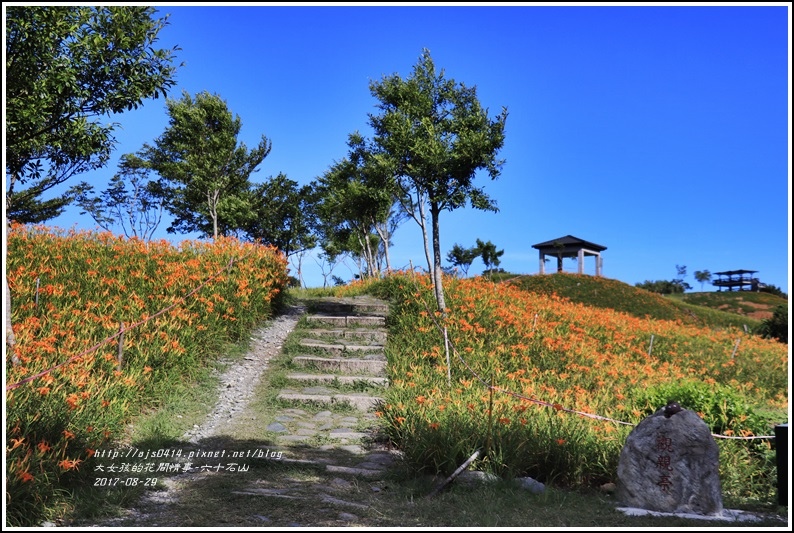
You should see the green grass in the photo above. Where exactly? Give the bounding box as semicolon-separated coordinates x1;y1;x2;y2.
671;290;787;317
495;272;766;332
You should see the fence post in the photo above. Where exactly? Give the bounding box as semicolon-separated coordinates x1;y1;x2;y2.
648;334;654;356
730;338;740;360
35;277;40;307
116;322;124;371
775;423;788;506
443;326;451;388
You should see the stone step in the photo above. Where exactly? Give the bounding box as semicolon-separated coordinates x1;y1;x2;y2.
325;465;387;479
277;390;383;412
305;315;386;327
292;356;386;375
307;299;389;317
299;338;383;354
305;328;388;343
286;372;389;387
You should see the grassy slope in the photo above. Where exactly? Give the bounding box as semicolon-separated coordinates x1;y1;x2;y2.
491;272;771;332
671;290;787;321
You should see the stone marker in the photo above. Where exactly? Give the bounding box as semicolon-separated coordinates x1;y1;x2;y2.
616;401;723;516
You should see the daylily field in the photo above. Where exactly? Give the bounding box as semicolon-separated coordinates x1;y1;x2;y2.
4;226;788;525
5;224;289;525
339;272;788;504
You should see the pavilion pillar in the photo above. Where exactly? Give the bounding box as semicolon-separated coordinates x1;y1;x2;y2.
597;254;603;276
578;249;584;274
539;251;546;275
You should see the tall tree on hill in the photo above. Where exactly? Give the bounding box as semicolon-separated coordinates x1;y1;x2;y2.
315;132;403;278
694;270;712;291
145;90;272;239
369;49;508;312
477;238;504;274
5;5;179;223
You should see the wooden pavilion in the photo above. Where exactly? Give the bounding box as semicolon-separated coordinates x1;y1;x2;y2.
532;235;607;276
712;270;760;292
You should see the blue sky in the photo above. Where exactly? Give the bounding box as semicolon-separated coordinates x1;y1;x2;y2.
20;3;792;293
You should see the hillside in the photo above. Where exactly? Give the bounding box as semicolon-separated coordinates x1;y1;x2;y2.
490;272;766;332
670;290;787;321
336;272;788;510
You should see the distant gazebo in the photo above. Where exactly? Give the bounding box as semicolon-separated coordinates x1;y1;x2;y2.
712;270;760;292
532;235;607;276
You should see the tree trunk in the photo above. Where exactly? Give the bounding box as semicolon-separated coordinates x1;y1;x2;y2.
373;219;391;273
417;198;433;276
430;202;446;313
396;184;433;276
209;188;220;239
5;216;19;364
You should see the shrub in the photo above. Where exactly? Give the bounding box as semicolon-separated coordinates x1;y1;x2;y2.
756;305;788;344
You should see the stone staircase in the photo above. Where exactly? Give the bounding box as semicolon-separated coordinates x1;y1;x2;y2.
268;296;391;450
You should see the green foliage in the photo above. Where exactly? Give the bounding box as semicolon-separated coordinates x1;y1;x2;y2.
368;48;508;311
694;269;712;290
447;239;504;277
635;279;687;295
476;238;504;274
446;243;480;277
245;173;317;256
759;284;787;298
5;5;180;223
635;380;775;437
756;305;788;344
145;90;272;239
315;132;401;278
636;265;693;294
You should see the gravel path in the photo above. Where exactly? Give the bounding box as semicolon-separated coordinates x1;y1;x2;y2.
71;299;401;528
181;303;306;443
73;304;307;527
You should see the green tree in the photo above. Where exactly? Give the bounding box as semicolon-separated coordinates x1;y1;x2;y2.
674;264;692;292
694;269;712;291
244;174;318;286
476;238;504;274
446;243;479;277
369;48;508;312
5;5;179;223
68;153;166;240
244;173;317;255
145;90;272;239
315;132;403;279
758;284;787;298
